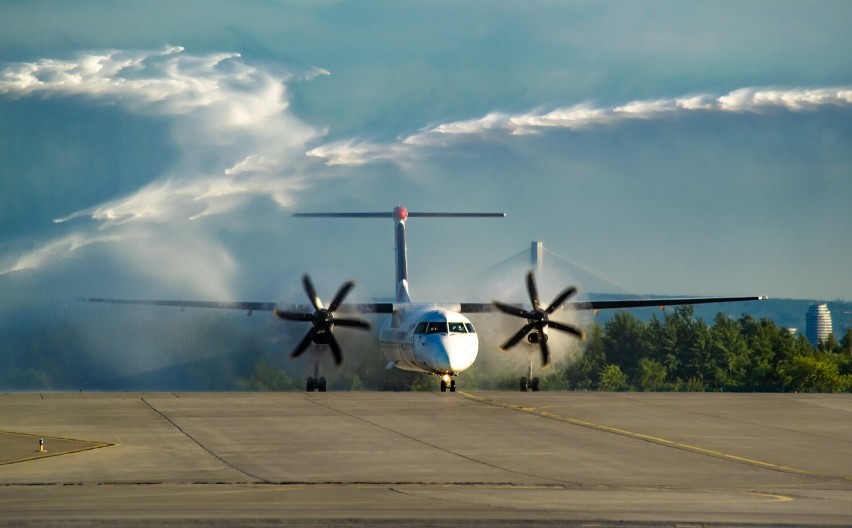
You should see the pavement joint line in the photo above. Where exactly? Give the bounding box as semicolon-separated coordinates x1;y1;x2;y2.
459;392;823;478
304;397;571;486
140;397;269;484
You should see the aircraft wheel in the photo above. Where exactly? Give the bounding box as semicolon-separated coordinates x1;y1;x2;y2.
440;380;447;392
531;377;540;392
306;377;316;392
317;377;327;392
450;379;456;393
520;376;528;392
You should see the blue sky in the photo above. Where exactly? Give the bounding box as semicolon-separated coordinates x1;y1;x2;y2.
1;0;851;310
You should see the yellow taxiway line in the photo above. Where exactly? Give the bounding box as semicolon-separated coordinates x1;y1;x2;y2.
460;392;818;477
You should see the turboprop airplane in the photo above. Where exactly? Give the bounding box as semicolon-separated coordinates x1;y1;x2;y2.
83;205;766;392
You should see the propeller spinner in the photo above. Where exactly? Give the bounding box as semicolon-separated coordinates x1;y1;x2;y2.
274;274;371;365
493;271;586;368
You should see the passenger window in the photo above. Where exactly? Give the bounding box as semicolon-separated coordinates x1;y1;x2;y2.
465;323;476;333
414;322;428;334
426;322;447;334
448;322;467;333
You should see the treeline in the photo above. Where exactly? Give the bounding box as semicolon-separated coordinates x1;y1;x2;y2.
3;306;850;392
564;307;852;393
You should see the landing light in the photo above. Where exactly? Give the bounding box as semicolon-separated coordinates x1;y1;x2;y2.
441;374;451;383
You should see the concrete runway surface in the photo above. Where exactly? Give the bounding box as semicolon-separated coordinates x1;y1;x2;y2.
0;391;850;527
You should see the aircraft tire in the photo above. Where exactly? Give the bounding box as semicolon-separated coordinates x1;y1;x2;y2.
440;380;447;392
450;379;456;392
317;377;327;392
531;377;540;392
307;377;316;392
520;377;528;392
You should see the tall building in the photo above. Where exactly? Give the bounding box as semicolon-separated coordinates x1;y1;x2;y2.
805;303;832;346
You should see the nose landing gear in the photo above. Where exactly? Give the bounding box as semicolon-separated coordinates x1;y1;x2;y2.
439;375;456;393
520;376;540;392
306;376;327;392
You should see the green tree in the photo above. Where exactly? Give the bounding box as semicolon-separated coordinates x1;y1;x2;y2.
840;329;852;356
598;364;630;391
240;359;296;390
819;333;840;354
739;315;778;390
781;354;850;393
602;312;647;377
706;313;751;390
637;357;667;391
568;323;606;390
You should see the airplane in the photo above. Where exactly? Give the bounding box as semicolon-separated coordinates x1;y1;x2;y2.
83;205;767;392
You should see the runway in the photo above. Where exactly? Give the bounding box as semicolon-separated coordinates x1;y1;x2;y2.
0;391;850;526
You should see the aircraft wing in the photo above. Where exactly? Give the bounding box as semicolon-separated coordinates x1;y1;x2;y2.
81;298;395;314
568;295;767;311
82;294;765;315
457;295;767;314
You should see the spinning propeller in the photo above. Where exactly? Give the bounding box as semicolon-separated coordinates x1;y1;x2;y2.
493;271;586;368
273;274;371;365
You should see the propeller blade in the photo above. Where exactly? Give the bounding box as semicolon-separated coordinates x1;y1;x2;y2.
538;332;551;368
302;274;323;311
334;318;372;330
526;271;541;310
547;320;586;340
290;328;316;359
492;300;531;319
500;322;535;350
328;280;356;313
546;286;578;315
282;275;365;369
327;332;343;366
274;309;317;322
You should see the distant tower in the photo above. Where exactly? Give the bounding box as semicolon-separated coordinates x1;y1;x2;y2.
805;303;832;346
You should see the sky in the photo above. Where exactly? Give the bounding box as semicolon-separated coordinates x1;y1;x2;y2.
1;0;851;319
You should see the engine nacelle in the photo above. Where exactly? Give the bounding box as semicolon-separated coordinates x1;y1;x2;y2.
527;332;548;344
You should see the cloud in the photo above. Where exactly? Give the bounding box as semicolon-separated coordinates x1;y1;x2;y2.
308;86;852;166
0;233;122;275
0;46;326;295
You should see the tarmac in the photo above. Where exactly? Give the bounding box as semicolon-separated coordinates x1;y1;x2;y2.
0;391;850;526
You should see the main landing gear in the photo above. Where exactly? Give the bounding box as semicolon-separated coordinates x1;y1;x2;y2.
306;362;327;392
439;375;456;393
519;352;541;392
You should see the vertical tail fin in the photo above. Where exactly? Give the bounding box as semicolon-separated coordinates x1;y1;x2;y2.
393;206;411;303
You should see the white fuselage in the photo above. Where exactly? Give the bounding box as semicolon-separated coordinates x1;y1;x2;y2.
378;305;478;375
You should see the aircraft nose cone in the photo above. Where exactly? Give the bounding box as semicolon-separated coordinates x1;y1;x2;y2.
430;337;477;373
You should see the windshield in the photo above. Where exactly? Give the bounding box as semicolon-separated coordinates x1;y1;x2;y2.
425;322;448;334
448;322;467;333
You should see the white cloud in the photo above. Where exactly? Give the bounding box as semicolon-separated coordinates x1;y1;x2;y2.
0;233;122;275
309;86;852;166
0;47;326;296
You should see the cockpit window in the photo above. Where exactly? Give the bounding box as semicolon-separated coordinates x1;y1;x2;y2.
426;322;448;334
414;322;428;334
465;323;476;333
448;322;467;333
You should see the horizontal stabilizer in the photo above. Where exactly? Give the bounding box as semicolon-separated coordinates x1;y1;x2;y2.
293;212;505;218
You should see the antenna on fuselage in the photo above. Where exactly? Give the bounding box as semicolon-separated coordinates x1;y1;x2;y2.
293;206;505;303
